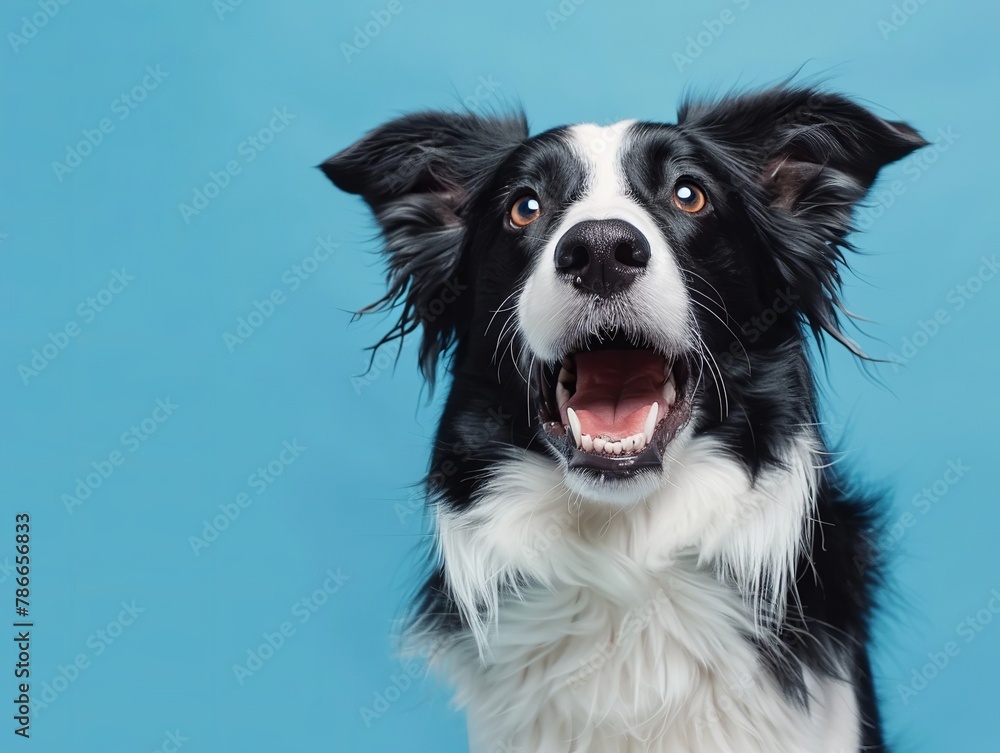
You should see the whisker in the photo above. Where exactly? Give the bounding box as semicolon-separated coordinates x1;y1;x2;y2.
689;298;751;372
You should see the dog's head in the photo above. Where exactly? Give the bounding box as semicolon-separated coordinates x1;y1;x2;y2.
322;87;924;506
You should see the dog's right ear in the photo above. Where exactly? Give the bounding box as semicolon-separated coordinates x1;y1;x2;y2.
320;112;528;382
677;86;926;358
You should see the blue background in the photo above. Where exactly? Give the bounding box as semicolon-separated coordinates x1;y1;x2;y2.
1;1;997;751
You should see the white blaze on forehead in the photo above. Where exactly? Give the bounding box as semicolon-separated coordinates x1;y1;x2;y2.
566;120;636;211
515;120;692;364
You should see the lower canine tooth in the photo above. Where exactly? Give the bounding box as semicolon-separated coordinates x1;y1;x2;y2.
566;408;582;449
644;402;659;444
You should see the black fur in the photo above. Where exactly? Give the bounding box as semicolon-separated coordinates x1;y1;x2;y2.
322;85;925;749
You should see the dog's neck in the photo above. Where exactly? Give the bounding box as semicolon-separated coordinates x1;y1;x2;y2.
431;429;819;657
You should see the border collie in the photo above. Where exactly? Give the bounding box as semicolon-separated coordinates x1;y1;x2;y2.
321;86;925;753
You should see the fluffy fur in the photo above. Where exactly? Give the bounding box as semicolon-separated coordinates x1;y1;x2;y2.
321;85;925;752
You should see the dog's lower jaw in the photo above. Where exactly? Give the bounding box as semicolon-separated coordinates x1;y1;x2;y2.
419;432;866;753
560;464;665;507
556;422;697;507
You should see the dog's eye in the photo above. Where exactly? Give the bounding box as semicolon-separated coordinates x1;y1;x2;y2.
672;182;707;213
510;194;542;227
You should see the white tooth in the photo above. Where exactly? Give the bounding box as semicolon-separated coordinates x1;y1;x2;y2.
662;379;676;405
594;437;606;453
582;434;594;452
633;433;645;451
557;382;570;408
644;402;659;444
622;436;634;453
611;441;622;455
566;408;582;449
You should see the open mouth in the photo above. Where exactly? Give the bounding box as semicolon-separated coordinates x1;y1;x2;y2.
535;330;693;479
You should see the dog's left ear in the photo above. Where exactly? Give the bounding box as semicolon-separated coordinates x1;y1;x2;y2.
678;86;927;354
320;112;528;382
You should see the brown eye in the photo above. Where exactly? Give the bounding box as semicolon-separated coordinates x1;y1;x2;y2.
510;194;542;227
672;182;707;213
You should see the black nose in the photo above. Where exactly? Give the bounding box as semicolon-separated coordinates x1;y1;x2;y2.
554;219;650;296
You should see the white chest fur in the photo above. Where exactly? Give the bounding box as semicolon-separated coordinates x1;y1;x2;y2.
434;564;859;753
420;438;862;753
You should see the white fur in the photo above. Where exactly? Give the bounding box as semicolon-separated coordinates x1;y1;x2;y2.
416;432;859;752
516;122;692;364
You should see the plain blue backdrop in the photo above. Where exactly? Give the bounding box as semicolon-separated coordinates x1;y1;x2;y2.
1;1;997;751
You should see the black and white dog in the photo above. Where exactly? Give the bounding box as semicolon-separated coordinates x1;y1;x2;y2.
322;86;925;752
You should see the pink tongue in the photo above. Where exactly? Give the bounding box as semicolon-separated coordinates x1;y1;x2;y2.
563;350;665;440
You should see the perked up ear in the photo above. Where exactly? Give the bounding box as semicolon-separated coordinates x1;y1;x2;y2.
320;111;528;382
678;86;927;356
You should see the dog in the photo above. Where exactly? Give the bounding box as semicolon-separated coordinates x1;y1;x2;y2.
321;85;925;752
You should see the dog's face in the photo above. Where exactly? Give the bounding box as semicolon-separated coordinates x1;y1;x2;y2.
323;88;924;506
